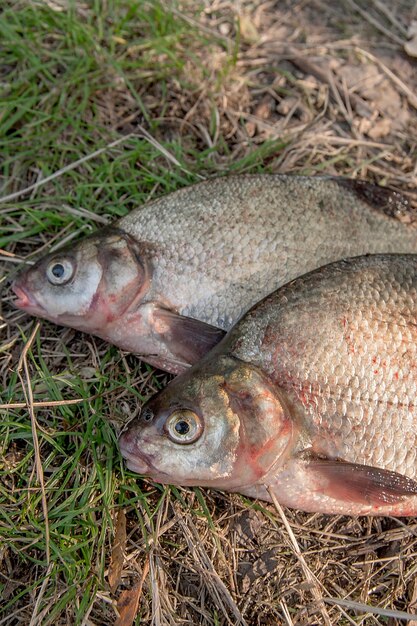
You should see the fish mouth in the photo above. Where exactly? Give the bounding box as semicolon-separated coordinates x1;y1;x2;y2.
122;450;150;475
119;431;151;474
12;281;44;313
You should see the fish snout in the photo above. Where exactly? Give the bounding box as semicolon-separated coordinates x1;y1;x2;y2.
12;278;40;311
119;429;150;474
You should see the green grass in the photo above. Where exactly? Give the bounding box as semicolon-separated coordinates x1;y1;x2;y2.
0;0;283;250
0;2;289;623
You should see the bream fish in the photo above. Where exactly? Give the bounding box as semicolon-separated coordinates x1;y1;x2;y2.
120;254;417;516
12;175;417;373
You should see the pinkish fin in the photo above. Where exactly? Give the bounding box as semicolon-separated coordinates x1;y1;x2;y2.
305;454;417;506
152;307;226;367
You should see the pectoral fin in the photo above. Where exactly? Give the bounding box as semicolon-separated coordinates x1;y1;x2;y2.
151;306;226;369
305;453;417;506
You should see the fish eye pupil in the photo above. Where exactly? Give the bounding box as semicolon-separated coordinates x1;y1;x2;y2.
174;420;190;435
52;263;65;278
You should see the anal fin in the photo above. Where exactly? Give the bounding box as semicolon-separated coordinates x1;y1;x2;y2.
305;453;417;507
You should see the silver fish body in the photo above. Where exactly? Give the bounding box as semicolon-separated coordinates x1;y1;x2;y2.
120;254;417;516
13;175;417;372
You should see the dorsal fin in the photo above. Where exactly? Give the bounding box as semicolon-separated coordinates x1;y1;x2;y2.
334;178;417;225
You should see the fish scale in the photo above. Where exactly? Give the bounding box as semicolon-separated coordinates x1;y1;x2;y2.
120;254;417;516
114;175;417;328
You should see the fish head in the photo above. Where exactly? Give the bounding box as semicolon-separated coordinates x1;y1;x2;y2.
120;355;294;490
12;229;151;331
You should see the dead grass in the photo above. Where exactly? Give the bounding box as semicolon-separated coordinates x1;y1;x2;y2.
2;0;417;624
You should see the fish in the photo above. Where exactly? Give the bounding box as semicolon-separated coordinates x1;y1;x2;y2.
12;175;417;373
120;254;417;516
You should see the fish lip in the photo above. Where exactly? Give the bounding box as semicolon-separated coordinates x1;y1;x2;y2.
119;433;151;475
119;434;172;481
122;449;150;475
12;281;44;313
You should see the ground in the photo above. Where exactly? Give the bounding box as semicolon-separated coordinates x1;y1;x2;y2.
1;0;417;624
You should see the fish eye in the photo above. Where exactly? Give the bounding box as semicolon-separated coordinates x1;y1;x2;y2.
165;409;203;445
46;258;74;286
